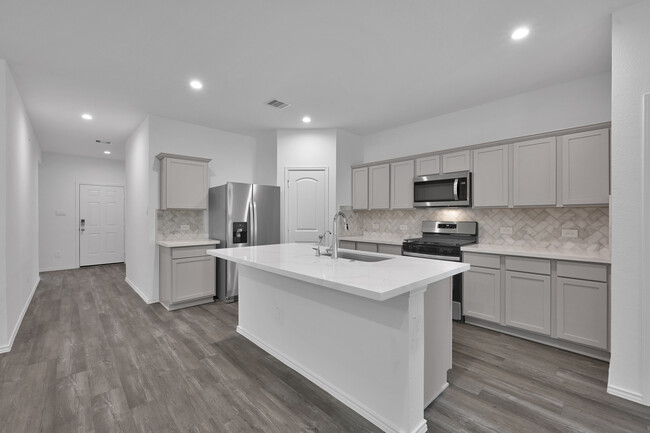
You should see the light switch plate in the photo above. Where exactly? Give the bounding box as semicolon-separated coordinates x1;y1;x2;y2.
399;225;408;231
372;223;379;229
180;224;190;231
500;227;513;235
562;229;578;238
55;209;66;216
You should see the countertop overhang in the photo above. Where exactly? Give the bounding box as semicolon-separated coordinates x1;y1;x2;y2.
207;243;469;301
337;235;406;246
157;239;220;248
461;244;611;264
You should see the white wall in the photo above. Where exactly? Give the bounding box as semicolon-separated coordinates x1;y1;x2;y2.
125;115;259;302
276;129;338;243
363;72;612;162
38;153;125;271
608;0;650;405
124;116;154;302
336;130;364;208
253;130;278;186
149;115;257;189
0;59;41;352
0;60;7;347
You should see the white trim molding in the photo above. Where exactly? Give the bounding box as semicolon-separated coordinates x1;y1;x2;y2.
0;277;40;354
641;93;650;405
607;385;644;405
125;277;158;304
39;265;78;273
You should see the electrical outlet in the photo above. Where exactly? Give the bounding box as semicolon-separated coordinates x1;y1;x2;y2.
54;251;61;258
372;223;379;229
500;227;513;235
399;225;408;231
562;229;578;238
180;224;190;231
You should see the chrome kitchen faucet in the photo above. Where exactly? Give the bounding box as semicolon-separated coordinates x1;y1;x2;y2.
328;212;349;259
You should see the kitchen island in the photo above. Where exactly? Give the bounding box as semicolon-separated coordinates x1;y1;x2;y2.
207;243;469;433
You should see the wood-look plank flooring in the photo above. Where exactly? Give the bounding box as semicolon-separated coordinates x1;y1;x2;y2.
0;264;648;433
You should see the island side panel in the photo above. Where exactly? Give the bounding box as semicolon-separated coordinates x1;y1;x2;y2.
423;278;452;407
236;265;428;433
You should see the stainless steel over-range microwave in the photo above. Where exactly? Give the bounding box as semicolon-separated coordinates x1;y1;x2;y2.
413;171;471;207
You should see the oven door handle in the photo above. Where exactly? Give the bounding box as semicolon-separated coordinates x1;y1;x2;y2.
453;178;459;201
402;251;461;261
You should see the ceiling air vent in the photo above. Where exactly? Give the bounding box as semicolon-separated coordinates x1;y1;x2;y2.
266;99;290;109
96;139;112;144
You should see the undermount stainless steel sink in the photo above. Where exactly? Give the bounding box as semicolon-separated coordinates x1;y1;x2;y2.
335;251;392;262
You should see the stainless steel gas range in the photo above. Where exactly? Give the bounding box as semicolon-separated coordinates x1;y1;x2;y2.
403;221;478;320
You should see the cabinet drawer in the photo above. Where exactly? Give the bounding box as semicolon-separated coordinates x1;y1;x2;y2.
356;242;378;253
339;241;356;250
378;244;402;256
557;261;607;283
171;245;216;259
505;256;550;275
463;252;500;269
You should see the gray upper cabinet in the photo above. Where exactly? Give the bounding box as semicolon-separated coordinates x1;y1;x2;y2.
559;129;610;206
415;155;440;176
472;144;509;208
157;153;211;210
512;137;556;206
442;150;471;173
369;164;390;209
352;167;369;210
390;160;414;209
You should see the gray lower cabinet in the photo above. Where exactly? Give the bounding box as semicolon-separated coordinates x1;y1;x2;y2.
339;240;402;255
463;266;501;323
356;242;378;252
339;240;357;250
463;252;609;356
505;270;551;335
556;260;609;350
159;244;216;310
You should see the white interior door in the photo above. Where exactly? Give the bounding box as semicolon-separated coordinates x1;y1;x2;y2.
286;169;328;243
79;184;125;266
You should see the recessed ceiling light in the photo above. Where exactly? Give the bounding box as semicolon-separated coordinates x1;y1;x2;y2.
302;116;312;124
511;27;530;40
81;113;93;120
190;80;203;90
104;150;111;155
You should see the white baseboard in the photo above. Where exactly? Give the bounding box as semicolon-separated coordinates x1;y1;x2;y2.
0;276;40;354
237;325;424;433
39;265;78;272
607;384;645;404
124;277;158;304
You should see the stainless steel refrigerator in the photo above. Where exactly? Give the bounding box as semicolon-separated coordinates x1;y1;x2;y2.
208;182;280;302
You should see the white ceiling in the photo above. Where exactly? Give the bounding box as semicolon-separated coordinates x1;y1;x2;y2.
0;0;641;160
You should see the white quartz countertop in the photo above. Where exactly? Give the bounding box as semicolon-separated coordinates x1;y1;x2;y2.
338;235;406;246
461;244;611;264
157;239;220;248
207;243;469;301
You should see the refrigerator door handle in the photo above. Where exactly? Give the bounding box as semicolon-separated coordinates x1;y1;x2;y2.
248;200;255;246
252;202;258;245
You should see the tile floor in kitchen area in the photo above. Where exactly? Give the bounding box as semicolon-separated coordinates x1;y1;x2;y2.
0;263;648;433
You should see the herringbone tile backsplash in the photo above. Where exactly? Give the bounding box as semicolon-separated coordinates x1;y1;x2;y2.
156;210;205;241
340;206;609;253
